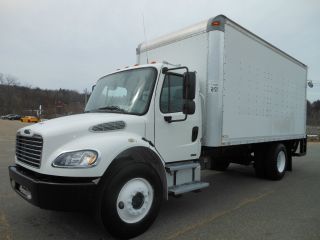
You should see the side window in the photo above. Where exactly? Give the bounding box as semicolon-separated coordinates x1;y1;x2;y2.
160;74;184;113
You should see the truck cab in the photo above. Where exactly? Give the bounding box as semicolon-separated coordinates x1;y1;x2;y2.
9;62;207;239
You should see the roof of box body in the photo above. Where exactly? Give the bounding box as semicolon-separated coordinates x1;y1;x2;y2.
137;15;307;68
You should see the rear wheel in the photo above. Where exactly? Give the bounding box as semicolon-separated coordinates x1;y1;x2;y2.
265;143;287;180
98;163;163;239
254;148;266;178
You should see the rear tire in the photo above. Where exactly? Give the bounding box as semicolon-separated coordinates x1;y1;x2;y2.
265;143;287;180
286;153;292;171
209;157;230;171
254;148;266;178
98;162;163;239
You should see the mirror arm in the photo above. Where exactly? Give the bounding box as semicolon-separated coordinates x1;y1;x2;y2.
162;66;189;74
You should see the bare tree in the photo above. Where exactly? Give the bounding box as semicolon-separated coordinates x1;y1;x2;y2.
0;73;20;86
0;72;4;84
5;74;20;86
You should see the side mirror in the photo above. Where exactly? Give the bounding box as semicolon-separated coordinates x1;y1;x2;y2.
183;72;196;100
92;85;96;91
183;100;195;115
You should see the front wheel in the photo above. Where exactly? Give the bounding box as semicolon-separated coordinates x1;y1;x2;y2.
98;163;163;239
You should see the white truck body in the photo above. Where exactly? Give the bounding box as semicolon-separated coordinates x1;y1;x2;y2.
9;15;308;238
137;15;307;147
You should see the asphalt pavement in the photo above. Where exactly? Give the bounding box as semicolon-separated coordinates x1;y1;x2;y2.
0;120;319;240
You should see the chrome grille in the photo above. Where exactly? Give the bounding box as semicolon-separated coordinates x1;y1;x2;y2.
16;134;43;168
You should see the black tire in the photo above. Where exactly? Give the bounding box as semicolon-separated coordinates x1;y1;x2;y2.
254;148;266;178
286;153;292;171
265;143;287;180
98;162;163;239
209;157;230;171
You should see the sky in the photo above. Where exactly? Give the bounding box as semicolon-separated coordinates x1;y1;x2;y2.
0;0;319;101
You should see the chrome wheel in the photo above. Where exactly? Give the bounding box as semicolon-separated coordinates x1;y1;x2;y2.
277;150;286;173
116;178;154;224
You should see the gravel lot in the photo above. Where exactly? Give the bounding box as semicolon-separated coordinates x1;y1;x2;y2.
0;120;320;240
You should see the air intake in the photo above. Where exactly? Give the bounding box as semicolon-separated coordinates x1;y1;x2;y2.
90;121;126;132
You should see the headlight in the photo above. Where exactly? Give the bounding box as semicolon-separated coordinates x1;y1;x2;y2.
52;150;98;168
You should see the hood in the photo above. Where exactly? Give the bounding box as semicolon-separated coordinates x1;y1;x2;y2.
18;113;146;140
15;113;148;176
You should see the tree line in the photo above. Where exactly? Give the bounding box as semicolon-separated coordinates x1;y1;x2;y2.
0;73;86;118
307;100;320;126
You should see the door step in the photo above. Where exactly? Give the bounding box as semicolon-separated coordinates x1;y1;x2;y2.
166;161;210;195
168;181;209;195
165;162;200;172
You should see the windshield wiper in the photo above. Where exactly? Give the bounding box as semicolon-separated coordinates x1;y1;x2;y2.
95;105;126;113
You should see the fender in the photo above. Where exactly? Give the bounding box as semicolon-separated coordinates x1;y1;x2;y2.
101;146;168;200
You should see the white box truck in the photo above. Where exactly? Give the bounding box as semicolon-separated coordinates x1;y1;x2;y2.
9;15;307;238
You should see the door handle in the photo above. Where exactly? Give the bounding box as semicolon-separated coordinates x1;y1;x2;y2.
164;116;172;123
164;115;187;123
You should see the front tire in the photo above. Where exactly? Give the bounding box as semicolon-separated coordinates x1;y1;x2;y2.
98;163;163;239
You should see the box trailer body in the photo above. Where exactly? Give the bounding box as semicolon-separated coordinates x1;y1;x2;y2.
136;15;307;147
8;15;307;239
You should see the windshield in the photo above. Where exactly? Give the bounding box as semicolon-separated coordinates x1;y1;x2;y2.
85;67;157;115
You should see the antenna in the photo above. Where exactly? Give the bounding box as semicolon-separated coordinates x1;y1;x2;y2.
142;13;149;64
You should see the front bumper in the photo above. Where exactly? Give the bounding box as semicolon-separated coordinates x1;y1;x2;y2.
9;165;99;211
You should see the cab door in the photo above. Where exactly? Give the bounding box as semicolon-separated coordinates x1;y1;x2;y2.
154;71;201;163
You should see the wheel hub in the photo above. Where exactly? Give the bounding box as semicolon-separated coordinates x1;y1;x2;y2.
116;178;154;223
132;192;145;209
277;150;286;173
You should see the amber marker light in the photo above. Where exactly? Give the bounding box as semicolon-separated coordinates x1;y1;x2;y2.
86;154;97;165
211;21;220;26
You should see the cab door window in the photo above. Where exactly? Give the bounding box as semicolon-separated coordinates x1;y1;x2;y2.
160;74;184;113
